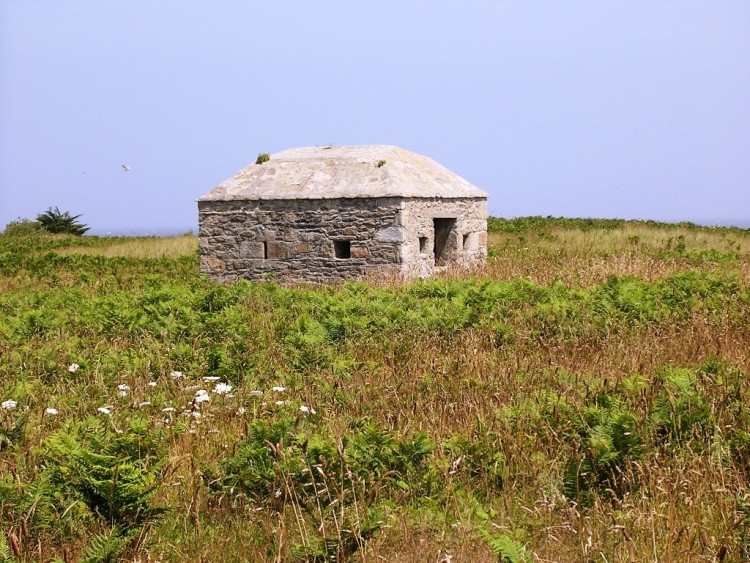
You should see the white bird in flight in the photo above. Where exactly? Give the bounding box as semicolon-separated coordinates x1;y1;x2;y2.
122;164;131;172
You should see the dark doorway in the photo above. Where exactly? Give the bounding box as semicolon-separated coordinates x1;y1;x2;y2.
433;218;456;262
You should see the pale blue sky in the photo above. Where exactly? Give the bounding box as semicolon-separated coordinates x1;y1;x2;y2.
1;1;748;234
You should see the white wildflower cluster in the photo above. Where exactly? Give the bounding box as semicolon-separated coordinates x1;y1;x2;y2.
263;386;317;415
8;366;319;434
1;399;18;411
5;367;249;424
213;382;232;395
184;376;233;410
246;385;316;414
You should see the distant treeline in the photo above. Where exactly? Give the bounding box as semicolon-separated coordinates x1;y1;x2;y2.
487;215;749;234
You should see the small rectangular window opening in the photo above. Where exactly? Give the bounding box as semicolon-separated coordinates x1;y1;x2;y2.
263;241;268;259
419;237;428;253
334;240;351;259
462;234;470;249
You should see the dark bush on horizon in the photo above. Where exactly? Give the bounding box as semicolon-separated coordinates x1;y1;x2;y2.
36;207;90;236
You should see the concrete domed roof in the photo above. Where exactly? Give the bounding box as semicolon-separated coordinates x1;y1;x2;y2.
198;145;487;201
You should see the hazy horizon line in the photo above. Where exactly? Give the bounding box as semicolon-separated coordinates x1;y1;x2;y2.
85;216;750;237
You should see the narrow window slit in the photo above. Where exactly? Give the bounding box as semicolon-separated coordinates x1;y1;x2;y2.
334;240;351;259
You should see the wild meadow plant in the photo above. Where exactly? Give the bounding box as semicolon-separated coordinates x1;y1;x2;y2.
0;218;749;560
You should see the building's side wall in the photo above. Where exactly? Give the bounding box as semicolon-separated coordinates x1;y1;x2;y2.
398;198;488;277
198;198;403;282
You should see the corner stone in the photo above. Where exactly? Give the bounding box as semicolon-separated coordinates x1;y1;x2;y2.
376;226;404;243
201;255;226;273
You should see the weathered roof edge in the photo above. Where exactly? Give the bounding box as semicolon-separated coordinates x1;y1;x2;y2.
198;144;488;202
198;194;489;203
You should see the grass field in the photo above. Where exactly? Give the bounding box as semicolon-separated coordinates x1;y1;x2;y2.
1;218;749;562
55;234;198;259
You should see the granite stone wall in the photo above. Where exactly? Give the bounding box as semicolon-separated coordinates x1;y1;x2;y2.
198;198;404;282
198;196;488;283
400;198;488;278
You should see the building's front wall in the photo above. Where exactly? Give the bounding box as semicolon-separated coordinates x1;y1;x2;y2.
198;198;404;282
199;196;488;283
398;198;488;278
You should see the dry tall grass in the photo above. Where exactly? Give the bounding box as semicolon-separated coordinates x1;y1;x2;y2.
56;234;197;258
2;221;750;561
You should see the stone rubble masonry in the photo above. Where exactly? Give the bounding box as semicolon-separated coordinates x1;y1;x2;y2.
400;198;488;278
198;145;489;283
198;196;487;283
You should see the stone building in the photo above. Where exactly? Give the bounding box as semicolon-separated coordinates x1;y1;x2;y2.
198;145;488;283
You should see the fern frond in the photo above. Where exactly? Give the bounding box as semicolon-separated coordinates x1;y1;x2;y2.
480;529;531;563
0;533;12;563
79;528;127;563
